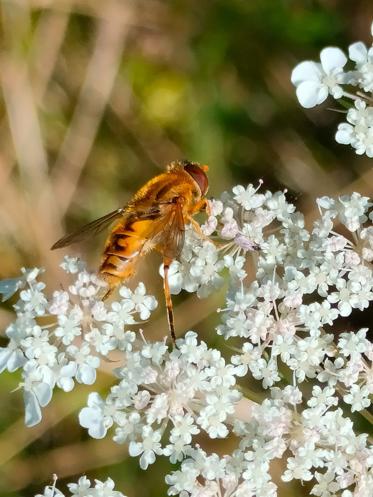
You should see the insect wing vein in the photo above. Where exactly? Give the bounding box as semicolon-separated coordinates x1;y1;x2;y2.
51;208;125;249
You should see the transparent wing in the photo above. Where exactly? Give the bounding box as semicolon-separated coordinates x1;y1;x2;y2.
158;200;185;261
51;208;126;250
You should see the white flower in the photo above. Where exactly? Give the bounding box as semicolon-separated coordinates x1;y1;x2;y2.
119;283;157;320
337;193;371;232
93;478;125;497
307;385;337;409
22;363;53;427
0;322;27;373
129;426;163;469
67;476;92;497
170;414;200;444
327;278;362;316
312;471;340;497
1;174;373;497
67;344;100;384
291;47;347;108
107;299;136;328
79;332;241;467
299;301;339;330
22;326;57;364
60;256;85;274
69;270;106;302
36;481;64;497
338;329;369;358
167;231;225;298
19;281;47;316
251;359;280;389
292;20;373;157
36;475;126;497
343;384;370;412
49;290;70;315
67;476;126;497
232;184;265;210
85;328;116;356
79;392;116;439
54;307;83;345
335;99;373;157
54;357;76;392
348;41;373;92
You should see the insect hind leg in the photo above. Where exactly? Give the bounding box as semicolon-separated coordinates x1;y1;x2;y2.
101;285;115;301
163;258;176;345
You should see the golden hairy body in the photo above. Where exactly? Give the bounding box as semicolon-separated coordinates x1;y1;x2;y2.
52;160;209;342
100;162;207;288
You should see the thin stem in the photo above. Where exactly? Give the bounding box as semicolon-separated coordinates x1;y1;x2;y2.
238;385;265;404
342;91;360;101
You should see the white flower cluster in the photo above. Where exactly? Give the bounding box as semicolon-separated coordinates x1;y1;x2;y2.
167;388;373;497
0;258;157;426
291;20;373;157
79;331;241;469
36;475;125;497
174;187;373;408
163;185;372;496
0;183;372;497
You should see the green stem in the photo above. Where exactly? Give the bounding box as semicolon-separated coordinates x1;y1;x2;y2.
238;385;265;404
360;408;373;428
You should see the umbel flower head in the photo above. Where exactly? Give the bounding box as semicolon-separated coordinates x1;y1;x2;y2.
79;331;241;469
291;20;373;157
0;180;372;497
35;475;125;497
0;258;158;426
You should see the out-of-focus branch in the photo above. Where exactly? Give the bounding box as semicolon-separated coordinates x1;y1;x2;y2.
3;438;127;491
0;55;63;273
51;1;133;216
30;7;71;102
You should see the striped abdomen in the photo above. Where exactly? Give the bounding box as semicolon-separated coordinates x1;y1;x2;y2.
99;217;154;294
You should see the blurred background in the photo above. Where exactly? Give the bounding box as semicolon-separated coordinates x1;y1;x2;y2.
0;0;372;495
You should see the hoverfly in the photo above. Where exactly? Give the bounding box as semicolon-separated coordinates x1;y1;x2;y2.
51;160;209;343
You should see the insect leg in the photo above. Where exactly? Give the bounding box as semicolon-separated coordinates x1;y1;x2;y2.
163;258;176;345
190;218;212;243
191;198;211;216
101;286;115;301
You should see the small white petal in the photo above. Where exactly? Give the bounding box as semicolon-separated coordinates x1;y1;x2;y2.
77;365;96;385
339;301;352;317
348;41;368;63
140;450;155;470
128;441;143;457
296;81;328;108
0;348;12;373
24;390;42;427
335;123;353;144
79;407;106;439
58;377;74;392
87;391;104;407
330;85;344;99
7;350;26;372
320;47;347;73
88;422;106;439
60;362;77;377
34;382;53;407
291;61;322;85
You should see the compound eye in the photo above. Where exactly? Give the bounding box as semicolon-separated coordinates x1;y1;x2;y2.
184;162;209;195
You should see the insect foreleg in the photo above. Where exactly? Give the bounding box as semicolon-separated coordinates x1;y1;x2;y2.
191;198;211;216
163;258;176;345
190;218;212;243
